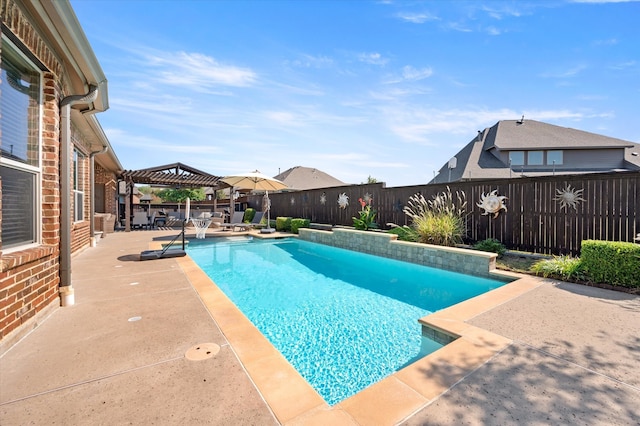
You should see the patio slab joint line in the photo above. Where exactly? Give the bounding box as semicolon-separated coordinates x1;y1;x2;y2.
515;340;640;393
0;356;184;407
400;342;515;424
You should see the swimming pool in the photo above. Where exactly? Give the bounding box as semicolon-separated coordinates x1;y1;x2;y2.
186;237;506;405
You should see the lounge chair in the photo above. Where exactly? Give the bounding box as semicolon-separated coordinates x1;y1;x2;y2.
221;211;249;232
250;211;265;227
132;211;149;229
210;212;224;228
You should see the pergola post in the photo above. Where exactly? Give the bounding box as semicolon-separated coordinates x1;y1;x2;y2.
125;179;132;232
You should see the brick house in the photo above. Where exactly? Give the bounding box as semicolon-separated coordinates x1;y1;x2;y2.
0;0;122;352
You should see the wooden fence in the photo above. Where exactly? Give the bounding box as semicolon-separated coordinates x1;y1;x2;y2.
248;171;640;256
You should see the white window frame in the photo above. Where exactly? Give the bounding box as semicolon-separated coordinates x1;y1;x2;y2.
0;35;43;252
73;148;85;222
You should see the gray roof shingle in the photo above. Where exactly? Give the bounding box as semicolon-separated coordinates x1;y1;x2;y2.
431;119;639;183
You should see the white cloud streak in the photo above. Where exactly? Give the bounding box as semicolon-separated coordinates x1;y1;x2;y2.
357;52;389;66
142;51;257;90
540;64;588;78
395;12;439;23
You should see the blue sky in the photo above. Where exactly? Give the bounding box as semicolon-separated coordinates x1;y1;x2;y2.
71;0;640;187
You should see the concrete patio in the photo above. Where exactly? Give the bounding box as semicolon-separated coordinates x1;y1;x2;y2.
1;229;639;425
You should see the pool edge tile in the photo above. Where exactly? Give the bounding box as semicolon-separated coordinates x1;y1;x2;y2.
177;254;326;424
285;405;359;426
245;352;327;424
338;375;427;426
176;244;548;426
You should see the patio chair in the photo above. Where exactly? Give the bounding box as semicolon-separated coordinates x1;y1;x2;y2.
221;211;249;231
148;212;156;228
132;211;149;229
250;211;265;228
210;212;224;228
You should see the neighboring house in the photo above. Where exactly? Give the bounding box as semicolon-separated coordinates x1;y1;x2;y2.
275;166;346;191
431;118;640;183
0;0;122;351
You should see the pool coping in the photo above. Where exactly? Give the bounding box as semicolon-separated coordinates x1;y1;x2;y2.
164;236;544;425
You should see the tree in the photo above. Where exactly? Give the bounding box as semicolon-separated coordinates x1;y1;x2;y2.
137;185;152;194
157;188;205;203
363;175;378;184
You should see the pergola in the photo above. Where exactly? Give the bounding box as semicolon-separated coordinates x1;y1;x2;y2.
118;162;229;231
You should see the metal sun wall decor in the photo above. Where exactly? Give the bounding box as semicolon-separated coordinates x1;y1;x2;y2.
477;190;508;218
337;192;349;209
362;193;373;204
320;193;327;205
290;196;295;205
554;184;585;211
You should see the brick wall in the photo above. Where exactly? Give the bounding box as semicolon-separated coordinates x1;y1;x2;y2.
298;228;501;278
1;0;69;349
0;246;59;341
71;222;90;254
95;162;118;216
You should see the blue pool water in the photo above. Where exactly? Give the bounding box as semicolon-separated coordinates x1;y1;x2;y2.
186;237;506;405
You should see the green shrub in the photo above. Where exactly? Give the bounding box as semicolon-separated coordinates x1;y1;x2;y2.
474;238;506;257
276;217;292;232
386;226;420;242
531;256;586;281
291;218;310;234
243;208;256;223
580;240;640;288
404;188;468;247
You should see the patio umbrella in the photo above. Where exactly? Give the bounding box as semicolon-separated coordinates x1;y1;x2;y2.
221;171;287;233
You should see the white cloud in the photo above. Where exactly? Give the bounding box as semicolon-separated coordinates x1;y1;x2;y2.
594;38;619;45
379;107;598;144
609;60;637;70
289;54;334;68
383;66;434;84
368;87;433;101
447;22;473;32
540;64;588;78
571;0;639;3
357;52;389;66
402;66;434;81
106;128;223;155
395;12;439;23
144;51;257;89
263;111;303;127
481;5;524;19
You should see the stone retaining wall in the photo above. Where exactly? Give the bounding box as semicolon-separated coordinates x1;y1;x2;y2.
298;228;500;278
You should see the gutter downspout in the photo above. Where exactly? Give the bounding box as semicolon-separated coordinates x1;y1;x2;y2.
89;144;108;247
59;85;99;307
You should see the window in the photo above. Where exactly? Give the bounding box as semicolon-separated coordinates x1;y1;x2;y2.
547;150;563;165
73;149;85;221
508;151;524;166
528;151;544;166
0;36;42;249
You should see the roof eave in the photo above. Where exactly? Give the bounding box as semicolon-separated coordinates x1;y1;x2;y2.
33;0;109;112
